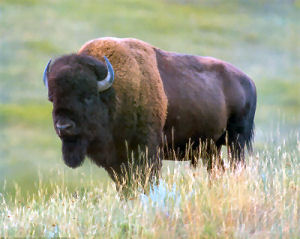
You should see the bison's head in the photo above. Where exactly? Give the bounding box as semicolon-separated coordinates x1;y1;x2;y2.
43;54;115;168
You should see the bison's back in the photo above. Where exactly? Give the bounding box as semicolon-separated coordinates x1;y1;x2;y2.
78;37;256;155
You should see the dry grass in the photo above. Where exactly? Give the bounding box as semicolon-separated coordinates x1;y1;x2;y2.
1;133;299;238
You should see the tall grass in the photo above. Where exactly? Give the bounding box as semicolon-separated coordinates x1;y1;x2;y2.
0;0;299;237
1;129;299;238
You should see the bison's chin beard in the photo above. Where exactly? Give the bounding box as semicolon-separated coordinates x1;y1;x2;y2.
62;137;88;168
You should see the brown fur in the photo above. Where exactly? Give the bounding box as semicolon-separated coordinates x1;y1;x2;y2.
47;37;256;182
154;49;256;168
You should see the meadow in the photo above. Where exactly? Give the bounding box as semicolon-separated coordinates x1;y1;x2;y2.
0;0;299;237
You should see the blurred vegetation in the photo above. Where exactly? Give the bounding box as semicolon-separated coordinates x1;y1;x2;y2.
0;0;299;202
1;0;299;103
0;0;299;237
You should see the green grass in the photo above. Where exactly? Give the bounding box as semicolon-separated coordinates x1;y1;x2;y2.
1;0;299;103
0;0;299;237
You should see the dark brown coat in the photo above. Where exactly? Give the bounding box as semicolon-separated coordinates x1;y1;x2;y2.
46;37;256;180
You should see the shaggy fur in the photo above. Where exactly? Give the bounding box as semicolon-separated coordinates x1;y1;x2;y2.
46;37;256;182
62;138;88;168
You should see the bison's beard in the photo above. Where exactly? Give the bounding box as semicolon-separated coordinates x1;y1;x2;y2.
62;137;88;168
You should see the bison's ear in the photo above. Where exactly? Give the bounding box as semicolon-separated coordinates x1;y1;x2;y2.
43;59;52;89
97;56;115;92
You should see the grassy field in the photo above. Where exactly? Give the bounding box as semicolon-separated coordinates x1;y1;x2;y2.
0;0;299;237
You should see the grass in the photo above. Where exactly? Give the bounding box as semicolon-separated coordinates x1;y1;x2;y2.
1;129;299;237
0;0;299;237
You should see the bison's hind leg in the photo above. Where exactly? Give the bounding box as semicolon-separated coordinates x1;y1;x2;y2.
206;141;224;172
191;139;224;171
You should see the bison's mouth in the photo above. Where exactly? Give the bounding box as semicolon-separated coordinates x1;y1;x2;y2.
61;136;88;168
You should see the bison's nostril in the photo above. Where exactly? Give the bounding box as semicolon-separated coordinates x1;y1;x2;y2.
56;122;74;130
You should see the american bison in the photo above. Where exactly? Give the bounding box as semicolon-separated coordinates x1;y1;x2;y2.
43;37;256;183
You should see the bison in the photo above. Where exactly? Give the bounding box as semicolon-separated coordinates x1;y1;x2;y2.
43;37;256;183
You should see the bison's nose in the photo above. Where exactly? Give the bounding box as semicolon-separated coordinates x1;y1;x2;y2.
56;121;75;135
56;123;73;130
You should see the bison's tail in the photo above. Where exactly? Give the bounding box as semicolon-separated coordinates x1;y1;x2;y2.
227;84;257;162
245;83;257;155
245;116;255;155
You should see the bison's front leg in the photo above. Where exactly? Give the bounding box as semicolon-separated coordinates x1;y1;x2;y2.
206;144;224;172
105;146;162;195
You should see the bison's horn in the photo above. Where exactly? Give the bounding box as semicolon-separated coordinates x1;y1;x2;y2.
43;59;52;89
97;56;115;92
